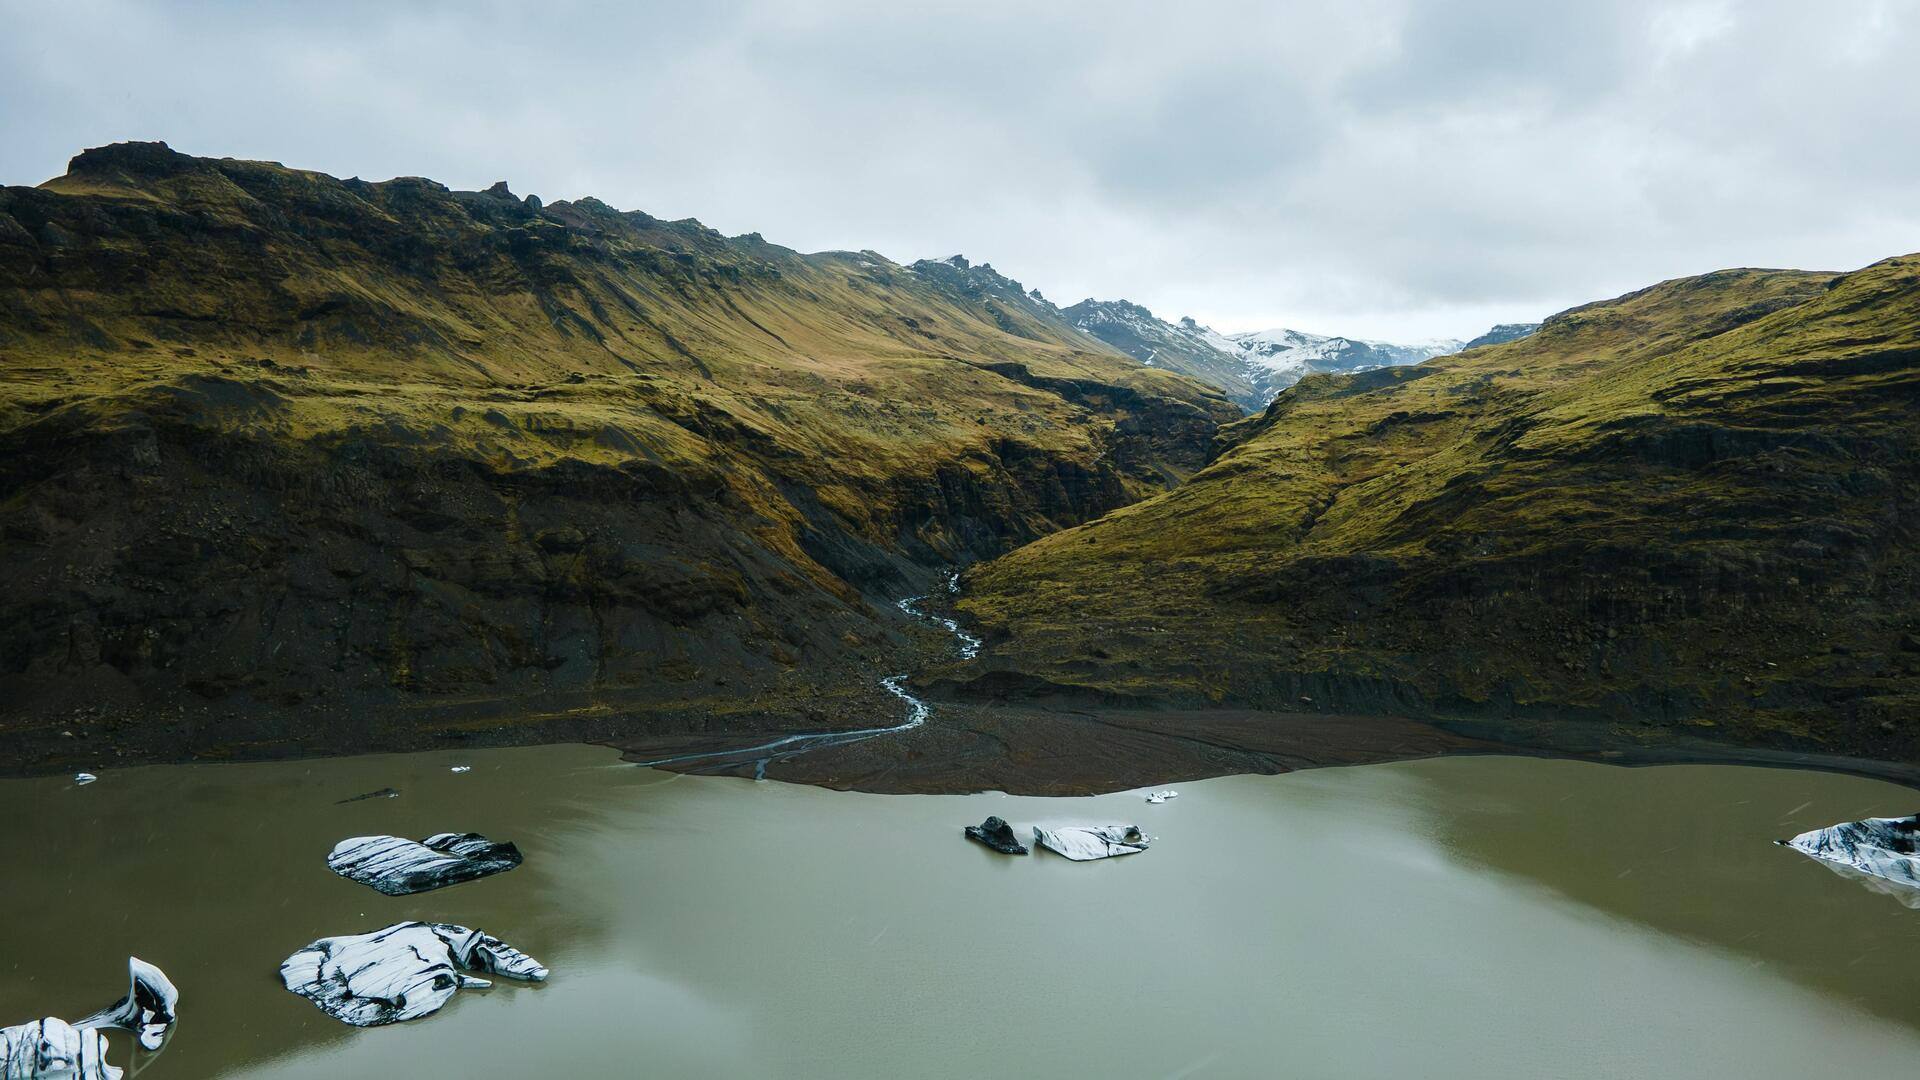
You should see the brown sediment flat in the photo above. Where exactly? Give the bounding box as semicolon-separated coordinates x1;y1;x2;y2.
613;702;1920;796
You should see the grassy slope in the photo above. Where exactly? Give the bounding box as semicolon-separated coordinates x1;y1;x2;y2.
0;142;1235;757
962;259;1920;760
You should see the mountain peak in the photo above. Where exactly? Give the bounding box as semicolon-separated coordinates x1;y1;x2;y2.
1462;322;1541;350
1067;304;1468;409
65;140;196;180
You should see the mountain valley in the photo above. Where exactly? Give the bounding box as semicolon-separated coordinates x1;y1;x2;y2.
1;141;1914;785
0;142;1236;770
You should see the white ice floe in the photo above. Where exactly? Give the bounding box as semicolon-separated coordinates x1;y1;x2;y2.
1145;790;1178;804
1032;824;1150;861
1;957;178;1079
1;1018;115;1080
1781;814;1920;899
280;922;548;1027
326;833;523;896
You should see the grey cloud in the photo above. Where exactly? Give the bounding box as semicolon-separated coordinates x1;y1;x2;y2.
2;0;1916;340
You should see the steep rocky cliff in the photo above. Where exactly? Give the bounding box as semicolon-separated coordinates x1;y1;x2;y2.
0;142;1236;766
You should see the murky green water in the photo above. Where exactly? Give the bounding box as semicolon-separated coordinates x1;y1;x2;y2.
5;746;1920;1078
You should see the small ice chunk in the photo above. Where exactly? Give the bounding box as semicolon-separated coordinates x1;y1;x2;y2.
1032;824;1149;861
1145;790;1178;804
75;958;177;1052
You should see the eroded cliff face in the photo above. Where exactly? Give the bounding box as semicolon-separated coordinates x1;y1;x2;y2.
0;143;1236;766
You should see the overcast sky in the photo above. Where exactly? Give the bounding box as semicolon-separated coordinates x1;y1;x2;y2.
5;1;1917;341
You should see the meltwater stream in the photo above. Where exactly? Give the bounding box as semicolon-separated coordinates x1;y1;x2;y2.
631;578;976;777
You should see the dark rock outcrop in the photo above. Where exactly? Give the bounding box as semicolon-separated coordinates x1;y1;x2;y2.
964;815;1028;854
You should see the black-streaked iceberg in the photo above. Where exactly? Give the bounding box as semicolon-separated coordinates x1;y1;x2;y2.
279;922;548;1027
1;957;178;1079
326;832;523;895
1032;824;1149;861
1780;814;1920;902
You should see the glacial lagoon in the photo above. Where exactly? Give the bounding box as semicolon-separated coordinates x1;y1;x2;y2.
5;746;1920;1079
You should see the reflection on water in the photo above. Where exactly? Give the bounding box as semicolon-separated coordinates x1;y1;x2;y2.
3;747;1919;1079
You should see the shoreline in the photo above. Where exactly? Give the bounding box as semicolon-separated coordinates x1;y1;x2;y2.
610;702;1920;796
4;703;1919;796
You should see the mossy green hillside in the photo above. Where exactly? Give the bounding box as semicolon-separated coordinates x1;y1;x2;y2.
0;142;1235;756
962;259;1920;760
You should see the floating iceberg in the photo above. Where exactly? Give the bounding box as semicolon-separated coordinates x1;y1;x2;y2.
1;957;178;1079
1145;790;1178;804
1032;824;1149;861
76;958;177;1052
280;922;548;1027
1780;814;1920;895
326;833;523;896
1;1018;115;1080
964;816;1029;855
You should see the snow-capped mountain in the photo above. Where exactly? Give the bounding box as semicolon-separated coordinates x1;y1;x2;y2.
1061;300;1263;407
908;258;1538;411
1229;327;1463;394
1066;298;1480;409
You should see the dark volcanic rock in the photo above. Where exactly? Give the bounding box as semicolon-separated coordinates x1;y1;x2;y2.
964;815;1028;854
334;788;400;805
